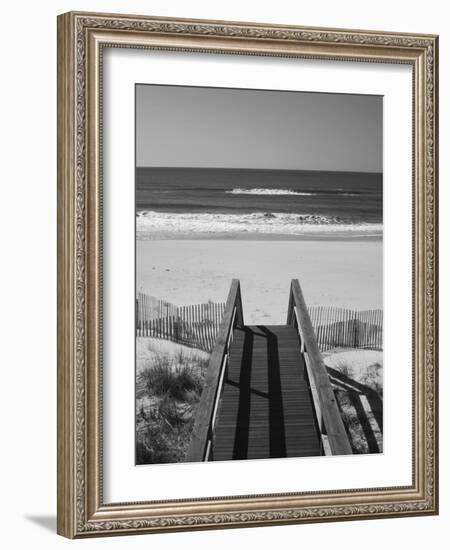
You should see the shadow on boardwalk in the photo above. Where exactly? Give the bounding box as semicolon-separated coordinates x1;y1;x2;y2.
212;325;321;461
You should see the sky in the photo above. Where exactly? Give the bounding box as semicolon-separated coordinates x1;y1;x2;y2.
136;84;382;172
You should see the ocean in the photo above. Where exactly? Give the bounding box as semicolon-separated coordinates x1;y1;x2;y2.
136;167;382;239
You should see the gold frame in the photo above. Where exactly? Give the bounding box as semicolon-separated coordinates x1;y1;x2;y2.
57;11;439;538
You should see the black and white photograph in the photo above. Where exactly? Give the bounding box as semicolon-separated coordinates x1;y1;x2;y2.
50;5;440;541
135;84;383;465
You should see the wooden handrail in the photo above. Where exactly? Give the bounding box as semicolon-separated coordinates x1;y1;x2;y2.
186;279;243;462
287;279;352;455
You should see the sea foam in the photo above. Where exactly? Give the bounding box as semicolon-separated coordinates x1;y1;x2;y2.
226;188;314;196
136;211;382;239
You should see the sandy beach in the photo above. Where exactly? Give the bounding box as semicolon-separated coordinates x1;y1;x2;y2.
137;239;382;324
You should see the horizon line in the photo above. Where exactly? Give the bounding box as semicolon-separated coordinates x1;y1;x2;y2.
135;166;382;175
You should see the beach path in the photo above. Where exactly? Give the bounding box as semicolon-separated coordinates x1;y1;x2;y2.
212;325;321;460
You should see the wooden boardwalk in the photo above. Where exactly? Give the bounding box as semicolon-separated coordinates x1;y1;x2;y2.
212;325;322;460
186;280;352;463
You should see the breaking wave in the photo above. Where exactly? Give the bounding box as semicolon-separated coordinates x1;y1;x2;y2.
225;188;314;196
225;188;361;197
136;211;382;238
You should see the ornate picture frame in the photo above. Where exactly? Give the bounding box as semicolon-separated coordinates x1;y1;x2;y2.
57;11;438;538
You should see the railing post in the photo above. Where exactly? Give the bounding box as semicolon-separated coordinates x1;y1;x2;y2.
289;279;352;456
186;279;244;462
135;299;138;332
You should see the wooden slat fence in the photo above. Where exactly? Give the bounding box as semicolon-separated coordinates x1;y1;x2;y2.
136;292;178;324
136;293;226;352
309;306;383;352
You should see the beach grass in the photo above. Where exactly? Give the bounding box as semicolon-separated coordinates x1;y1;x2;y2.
324;349;383;454
136;340;210;464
